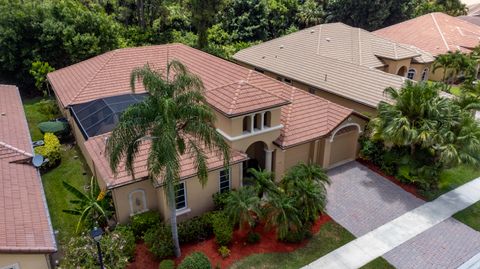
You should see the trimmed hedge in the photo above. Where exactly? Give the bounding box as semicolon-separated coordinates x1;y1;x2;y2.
131;211;162;239
178;252;211;269
178;214;213;244
211;211;233;246
159;259;175;269
143;224;175;259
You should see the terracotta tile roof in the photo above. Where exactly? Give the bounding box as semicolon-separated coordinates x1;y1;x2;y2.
0;85;56;253
48;44;353;150
206;78;290;117
84;134;249;188
375;12;480;56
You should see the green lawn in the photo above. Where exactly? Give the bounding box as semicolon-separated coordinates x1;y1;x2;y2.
361;257;395;269
422;165;480;200
23;98;91;243
230;221;393;269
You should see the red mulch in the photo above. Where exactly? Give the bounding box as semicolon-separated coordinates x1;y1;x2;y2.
127;215;332;269
357;158;425;200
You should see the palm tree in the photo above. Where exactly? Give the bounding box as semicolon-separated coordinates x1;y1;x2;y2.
223;187;261;231
63;177;111;233
106;61;230;257
297;0;324;28
263;192;301;240
281;163;330;223
247;168;278;198
433;52;455;83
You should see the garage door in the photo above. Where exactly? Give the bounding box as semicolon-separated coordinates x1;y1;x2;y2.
329;126;359;168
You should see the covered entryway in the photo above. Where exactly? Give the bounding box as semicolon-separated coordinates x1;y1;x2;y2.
327;123;360;168
242;141;273;183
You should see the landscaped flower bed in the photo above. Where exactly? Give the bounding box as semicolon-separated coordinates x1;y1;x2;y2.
127;214;332;269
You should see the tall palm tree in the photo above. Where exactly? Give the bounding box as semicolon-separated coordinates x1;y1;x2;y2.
247;168;278;198
297;0;324;27
63;176;111;233
223;187;261;231
106;61;230;257
433;52;455;83
263;192;301;240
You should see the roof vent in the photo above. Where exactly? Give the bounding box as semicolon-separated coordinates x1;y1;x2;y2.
279;45;284;49
310;29;315;33
1;112;5;116
326;38;331;42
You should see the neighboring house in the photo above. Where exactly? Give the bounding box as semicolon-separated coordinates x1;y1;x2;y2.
47;44;364;223
459;15;480;26
0;85;56;269
375;12;480;81
233;22;434;116
468;3;480;16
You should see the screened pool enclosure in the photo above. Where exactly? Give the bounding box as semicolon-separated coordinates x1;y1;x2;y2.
70;93;147;139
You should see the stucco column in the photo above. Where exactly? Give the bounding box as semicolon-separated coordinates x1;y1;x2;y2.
322;139;332;169
250;115;254;132
312;139;319;164
264;148;274;172
260;112;265;130
239;161;244;187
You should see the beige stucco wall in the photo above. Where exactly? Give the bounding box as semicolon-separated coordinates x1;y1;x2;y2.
154;163;242;221
216;108;282;138
0;253;50;269
382;58;413;76
112;179;160;223
410;63;432;81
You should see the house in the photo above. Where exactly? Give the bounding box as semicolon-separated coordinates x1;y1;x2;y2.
459;15;480;26
375;12;480;81
233;22;434;116
47;44;364;223
0;85;56;269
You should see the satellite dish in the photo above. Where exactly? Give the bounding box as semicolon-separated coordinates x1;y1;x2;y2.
32;155;44;168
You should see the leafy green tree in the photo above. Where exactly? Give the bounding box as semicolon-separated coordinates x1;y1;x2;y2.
263;192;301;240
433;51;476;84
62;177;112;233
223;187;262;231
190;0;224;49
222;0;269;42
281;163;330;223
297;0;325;27
106;61;230;257
247;168;279;198
414;0;467;16
29;61;55;96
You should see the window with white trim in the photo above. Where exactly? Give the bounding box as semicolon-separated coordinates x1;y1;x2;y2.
129;189;147;216
175;182;187;210
219;169;231;193
407;68;416;80
421;68;429;81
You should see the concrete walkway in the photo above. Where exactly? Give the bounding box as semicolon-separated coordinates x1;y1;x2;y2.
302;166;480;269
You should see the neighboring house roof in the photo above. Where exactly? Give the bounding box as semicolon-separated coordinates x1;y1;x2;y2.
459;15;480;26
84;134;249;188
0;85;56;253
48;44;353;149
468;3;480;16
233;23;416;108
375;12;480;56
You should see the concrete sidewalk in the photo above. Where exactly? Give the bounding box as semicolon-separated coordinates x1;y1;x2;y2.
302;177;480;269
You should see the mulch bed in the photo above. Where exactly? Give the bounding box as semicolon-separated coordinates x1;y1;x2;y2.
357;158;425;200
127;214;332;269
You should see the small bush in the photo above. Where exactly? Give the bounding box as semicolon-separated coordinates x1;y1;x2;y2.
246;231;261;244
280;228;311;243
37;99;59;119
218;246;230;259
211;212;233;246
130;211;162;239
144;225;175;259
159;259;175;269
178;252;211;269
212;191;231;210
178;215;213;244
113;225;136;258
34;133;61;168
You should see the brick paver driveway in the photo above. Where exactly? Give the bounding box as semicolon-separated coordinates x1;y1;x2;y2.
327;162;480;269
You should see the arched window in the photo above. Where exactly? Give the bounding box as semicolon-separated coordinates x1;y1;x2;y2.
253;114;261;130
407;68;416;80
129;189;147;216
421;68;429;81
263;111;271;128
243;116;251;133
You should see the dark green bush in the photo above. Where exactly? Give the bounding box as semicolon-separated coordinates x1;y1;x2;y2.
211;212;233;246
358;136;384;166
130;211;162;239
114;225;136;258
159;259;175;269
37;99;59;119
144;225;174;259
178;215;213;244
212;191;232;210
178;252;211;269
280;228;311;243
246;231;261;244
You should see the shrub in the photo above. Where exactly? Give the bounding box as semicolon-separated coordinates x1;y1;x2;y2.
246;231;261;244
34;133;61;168
280;227;312;243
130;211;162;239
178;252;211;269
212;191;231;210
61;228;135;268
37;99;59;119
178;215;213;244
144;225;175;259
159;259;175;269
218;246;230;259
211;212;233;246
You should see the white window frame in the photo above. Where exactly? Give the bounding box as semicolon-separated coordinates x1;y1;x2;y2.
421;68;429;81
407;68;416;80
1;264;20;269
175;182;187;211
129;189;148;216
219;169;231;193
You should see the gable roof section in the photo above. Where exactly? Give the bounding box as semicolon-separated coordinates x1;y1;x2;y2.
48;44;353;149
0;85;56;253
375;12;480;56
